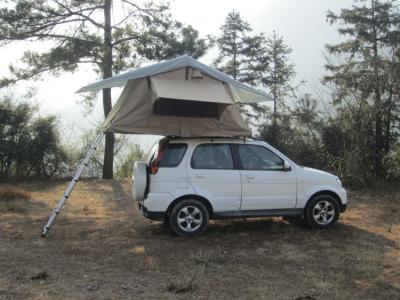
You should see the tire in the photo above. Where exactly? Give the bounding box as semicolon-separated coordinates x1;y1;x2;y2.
169;199;209;237
304;194;340;229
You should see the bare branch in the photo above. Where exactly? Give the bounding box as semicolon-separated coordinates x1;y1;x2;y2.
112;34;141;46
112;10;137;28
53;0;104;29
121;0;160;15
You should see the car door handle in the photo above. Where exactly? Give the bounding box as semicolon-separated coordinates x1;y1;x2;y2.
195;174;205;179
245;175;254;179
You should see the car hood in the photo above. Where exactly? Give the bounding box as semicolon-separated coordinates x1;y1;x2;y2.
296;166;338;184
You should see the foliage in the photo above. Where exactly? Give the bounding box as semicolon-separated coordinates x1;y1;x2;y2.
61;130;129;179
259;95;326;170
214;10;269;122
259;0;400;186
262;31;296;114
0;0;210;179
115;144;144;178
0;94;67;179
0;0;209;86
384;145;400;179
324;0;400;177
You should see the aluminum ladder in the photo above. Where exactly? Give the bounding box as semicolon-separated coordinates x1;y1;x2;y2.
41;133;104;236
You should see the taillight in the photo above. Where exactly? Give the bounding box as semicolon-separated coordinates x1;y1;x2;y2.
149;148;165;174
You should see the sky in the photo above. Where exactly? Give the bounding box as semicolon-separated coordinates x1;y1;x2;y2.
0;0;355;152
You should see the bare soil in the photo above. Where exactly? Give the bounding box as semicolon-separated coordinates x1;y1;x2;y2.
0;179;399;299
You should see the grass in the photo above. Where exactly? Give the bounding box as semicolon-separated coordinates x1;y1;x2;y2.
0;179;399;299
0;185;31;201
0;185;31;213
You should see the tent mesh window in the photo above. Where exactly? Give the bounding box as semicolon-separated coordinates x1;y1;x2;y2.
153;98;219;118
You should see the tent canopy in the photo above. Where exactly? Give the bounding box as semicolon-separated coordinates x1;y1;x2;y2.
77;55;272;104
77;56;273;137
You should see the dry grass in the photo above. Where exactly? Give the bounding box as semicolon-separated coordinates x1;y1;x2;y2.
0;185;31;201
0;185;31;213
0;179;399;299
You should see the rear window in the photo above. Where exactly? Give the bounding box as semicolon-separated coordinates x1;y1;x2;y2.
159;143;188;167
191;144;234;169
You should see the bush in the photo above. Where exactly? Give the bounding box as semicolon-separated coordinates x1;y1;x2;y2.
0;95;67;179
115;144;144;178
385;146;400;180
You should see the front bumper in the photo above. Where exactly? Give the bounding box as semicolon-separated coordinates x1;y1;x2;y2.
338;187;347;212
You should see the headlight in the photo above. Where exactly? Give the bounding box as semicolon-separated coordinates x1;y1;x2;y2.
336;178;342;186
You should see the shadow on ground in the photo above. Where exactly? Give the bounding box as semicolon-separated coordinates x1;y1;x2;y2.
0;179;399;300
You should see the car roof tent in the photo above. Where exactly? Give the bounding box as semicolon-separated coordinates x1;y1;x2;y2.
77;55;273;137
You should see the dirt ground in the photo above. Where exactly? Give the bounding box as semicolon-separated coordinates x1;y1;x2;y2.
0;179;399;299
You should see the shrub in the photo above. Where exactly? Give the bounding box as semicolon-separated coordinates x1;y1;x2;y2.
0;94;67;179
385;146;400;180
115;144;145;178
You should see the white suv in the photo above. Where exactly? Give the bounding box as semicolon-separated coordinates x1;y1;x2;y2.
133;137;347;237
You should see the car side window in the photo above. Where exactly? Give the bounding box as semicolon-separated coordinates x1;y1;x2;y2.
238;144;284;170
159;143;187;168
191;144;234;169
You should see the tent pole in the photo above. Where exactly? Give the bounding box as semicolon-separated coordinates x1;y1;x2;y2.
41;132;104;237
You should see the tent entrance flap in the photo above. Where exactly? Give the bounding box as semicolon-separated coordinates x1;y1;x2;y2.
154;98;225;118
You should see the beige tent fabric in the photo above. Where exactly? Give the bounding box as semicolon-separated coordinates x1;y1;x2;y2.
150;78;233;104
100;75;251;137
77;56;273;104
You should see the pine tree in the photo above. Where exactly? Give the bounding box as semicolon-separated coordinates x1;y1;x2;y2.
324;0;400;176
215;10;269;122
215;10;252;81
248;30;296;147
0;0;209;179
263;31;295;117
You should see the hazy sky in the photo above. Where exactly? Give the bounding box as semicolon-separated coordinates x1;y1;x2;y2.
0;0;355;150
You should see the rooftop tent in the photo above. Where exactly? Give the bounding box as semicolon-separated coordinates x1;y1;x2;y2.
41;57;274;236
77;56;273;137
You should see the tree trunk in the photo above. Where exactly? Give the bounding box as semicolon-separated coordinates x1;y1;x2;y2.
371;0;383;177
271;86;277;146
102;0;114;179
271;47;278;146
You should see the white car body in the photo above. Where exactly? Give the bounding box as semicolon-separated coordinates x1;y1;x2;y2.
134;138;347;224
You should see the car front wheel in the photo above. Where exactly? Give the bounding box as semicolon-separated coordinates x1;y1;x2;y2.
305;194;340;229
169;199;209;237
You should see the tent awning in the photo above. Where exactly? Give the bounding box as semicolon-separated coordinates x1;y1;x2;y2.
76;55;273;104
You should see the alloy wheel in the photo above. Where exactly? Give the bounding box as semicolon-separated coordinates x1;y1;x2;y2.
312;200;335;225
176;206;203;232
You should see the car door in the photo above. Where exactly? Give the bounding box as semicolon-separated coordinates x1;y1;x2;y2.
237;144;297;210
186;143;241;212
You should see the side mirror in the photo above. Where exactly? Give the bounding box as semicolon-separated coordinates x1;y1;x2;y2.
283;161;292;171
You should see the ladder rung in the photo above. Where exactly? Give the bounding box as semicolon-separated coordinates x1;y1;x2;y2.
41;132;104;237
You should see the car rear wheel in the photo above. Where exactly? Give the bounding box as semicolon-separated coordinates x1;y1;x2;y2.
305;194;340;229
169;199;209;237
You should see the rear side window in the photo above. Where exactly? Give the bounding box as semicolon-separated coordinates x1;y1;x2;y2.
191;144;234;169
159;143;187;167
149;142;187;174
238;144;283;170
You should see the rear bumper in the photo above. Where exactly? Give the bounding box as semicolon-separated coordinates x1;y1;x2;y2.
139;204;166;221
